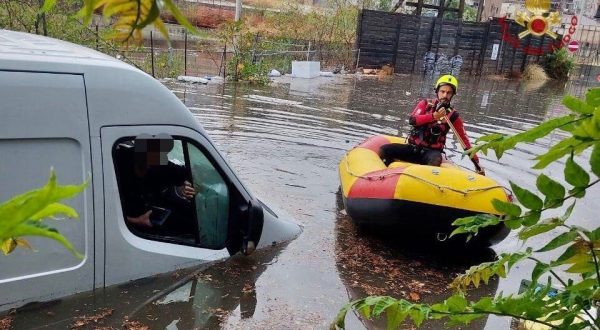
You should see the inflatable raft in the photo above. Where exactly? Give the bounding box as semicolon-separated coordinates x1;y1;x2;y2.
339;135;511;244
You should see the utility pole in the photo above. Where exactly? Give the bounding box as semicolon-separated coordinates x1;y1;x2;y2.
235;0;242;21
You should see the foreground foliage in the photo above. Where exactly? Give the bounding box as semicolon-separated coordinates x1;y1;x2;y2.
333;88;600;329
0;170;87;257
40;0;197;42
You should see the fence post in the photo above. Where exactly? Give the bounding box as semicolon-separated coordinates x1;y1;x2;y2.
354;10;364;70
223;44;227;78
251;33;259;64
95;24;99;51
150;31;155;78
184;31;188;76
478;21;491;75
391;13;401;70
306;41;312;61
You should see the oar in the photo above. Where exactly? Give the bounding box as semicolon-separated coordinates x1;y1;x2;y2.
443;110;485;175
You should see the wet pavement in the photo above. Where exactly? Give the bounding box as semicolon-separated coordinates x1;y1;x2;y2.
3;74;599;329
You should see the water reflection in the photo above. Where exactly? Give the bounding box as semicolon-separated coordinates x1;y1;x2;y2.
334;190;498;329
9;245;285;329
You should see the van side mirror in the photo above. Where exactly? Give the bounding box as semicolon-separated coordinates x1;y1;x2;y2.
241;199;264;256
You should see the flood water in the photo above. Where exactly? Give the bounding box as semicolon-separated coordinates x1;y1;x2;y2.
4;74;599;329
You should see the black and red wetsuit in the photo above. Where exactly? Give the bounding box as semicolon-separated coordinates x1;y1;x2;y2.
380;99;478;166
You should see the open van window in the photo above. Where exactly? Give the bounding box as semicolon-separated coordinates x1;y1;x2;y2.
113;135;230;249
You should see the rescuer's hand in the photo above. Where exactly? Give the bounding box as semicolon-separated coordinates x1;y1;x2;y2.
433;108;447;121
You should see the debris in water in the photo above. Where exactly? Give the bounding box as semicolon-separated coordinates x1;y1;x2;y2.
123;319;150;330
71;308;113;328
0;316;13;330
409;292;421;301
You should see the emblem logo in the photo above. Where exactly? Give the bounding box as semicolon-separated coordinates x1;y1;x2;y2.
515;0;561;39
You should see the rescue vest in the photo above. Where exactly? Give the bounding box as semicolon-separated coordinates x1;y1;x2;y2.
408;100;459;150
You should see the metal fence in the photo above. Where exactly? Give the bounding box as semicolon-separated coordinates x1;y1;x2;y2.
90;28;357;79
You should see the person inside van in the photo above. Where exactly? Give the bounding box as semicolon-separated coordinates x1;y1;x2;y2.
115;134;196;232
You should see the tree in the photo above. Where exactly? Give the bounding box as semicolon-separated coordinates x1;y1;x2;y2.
332;88;600;329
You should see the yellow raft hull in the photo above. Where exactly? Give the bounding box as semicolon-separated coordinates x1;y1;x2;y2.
339;135;511;244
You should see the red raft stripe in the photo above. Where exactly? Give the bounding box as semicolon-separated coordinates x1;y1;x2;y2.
347;167;407;199
357;135;393;154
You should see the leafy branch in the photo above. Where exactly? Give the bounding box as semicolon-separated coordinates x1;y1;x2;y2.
40;0;199;42
334;88;600;329
0;170;87;257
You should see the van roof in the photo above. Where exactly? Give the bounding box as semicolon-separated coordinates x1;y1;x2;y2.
0;29;131;72
0;29;198;133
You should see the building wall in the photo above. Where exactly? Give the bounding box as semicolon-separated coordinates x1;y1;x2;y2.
480;0;503;21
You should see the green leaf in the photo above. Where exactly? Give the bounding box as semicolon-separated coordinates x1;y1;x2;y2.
586;227;600;241
40;0;57;13
504;218;522;229
471;297;494;311
518;217;559;240
536;174;565;205
30;203;79;221
566;260;595;273
533;137;579;169
491;199;522;217
77;0;97;25
532;263;550;283
554;241;587;265
372;297;396;317
408;307;427;327
521;211;542;226
568;187;586;198
450;214;500;237
511;115;576;144
446;314;483;326
9;223;83;259
0;170;87;239
586;88;600;107
566;278;597;292
563;95;596;114
590;143;600;178
561;202;576;221
572;119;600;140
476;133;504;143
446;295;467;312
385;302;407;330
537;230;578;252
565;156;590;188
509;182;543;211
332;302;353;329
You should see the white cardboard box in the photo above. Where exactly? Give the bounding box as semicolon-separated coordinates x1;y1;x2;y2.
292;61;321;78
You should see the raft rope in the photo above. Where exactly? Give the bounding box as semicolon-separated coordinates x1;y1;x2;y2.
343;154;510;196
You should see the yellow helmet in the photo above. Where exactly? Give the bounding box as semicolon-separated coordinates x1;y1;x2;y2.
435;75;458;93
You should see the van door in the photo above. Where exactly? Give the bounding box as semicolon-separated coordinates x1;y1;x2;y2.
0;71;94;309
100;126;263;286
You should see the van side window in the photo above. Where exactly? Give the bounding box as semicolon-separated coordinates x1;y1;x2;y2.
112;137;230;249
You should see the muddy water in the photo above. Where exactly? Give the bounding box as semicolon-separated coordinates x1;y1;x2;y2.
5;75;598;329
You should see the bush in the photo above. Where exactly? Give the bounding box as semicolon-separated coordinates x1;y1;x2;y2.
541;48;575;80
141;50;185;79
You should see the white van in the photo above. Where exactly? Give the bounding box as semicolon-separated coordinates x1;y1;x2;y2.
0;30;301;311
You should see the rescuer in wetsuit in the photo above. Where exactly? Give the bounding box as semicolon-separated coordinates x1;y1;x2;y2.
379;75;484;175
